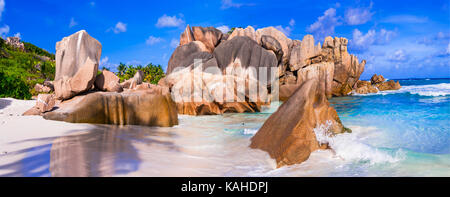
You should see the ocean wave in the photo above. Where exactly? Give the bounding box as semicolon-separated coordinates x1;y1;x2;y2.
314;122;405;165
401;83;450;96
353;83;450;97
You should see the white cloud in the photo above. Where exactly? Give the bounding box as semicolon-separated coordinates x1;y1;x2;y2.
170;38;179;48
389;49;407;61
289;19;295;27
100;57;109;67
156;14;185;28
446;42;450;54
221;0;242;9
146;36;164;45
352;29;376;48
69;17;77;28
0;0;4;21
112;22;127;34
13;32;20;39
275;25;292;37
216;25;230;33
381;15;428;24
307;8;341;40
275;18;295;37
0;25;9;38
351;28;396;50
345;6;374;25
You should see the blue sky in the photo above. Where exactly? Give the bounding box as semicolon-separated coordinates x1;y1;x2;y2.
0;0;449;79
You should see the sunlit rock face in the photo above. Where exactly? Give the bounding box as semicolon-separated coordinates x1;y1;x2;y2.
161;62;269;116
43;91;178;127
250;79;347;168
54;30;102;100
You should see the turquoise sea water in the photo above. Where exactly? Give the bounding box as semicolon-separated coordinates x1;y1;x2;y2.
1;78;449;177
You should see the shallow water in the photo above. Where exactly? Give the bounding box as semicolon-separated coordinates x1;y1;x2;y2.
1;79;449;177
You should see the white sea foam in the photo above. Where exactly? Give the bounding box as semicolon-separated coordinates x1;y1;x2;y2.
353;83;450;97
243;128;258;135
314;122;405;165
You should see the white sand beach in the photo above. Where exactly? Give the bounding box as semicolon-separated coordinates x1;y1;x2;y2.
0;98;95;176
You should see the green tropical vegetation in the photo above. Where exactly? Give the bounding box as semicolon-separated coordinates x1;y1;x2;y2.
0;37;56;100
116;62;165;84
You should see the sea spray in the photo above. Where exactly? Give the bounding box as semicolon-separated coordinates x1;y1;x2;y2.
313;122;405;165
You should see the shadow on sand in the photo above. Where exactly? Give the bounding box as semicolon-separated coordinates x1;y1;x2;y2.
0;99;12;110
0;124;180;177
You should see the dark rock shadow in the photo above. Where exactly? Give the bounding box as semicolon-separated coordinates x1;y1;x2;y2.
0;99;12;110
0;124;180;177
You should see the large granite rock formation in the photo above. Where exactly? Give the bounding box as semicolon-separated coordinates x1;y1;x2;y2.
250;79;347;168
213;36;278;84
179;25;223;53
167;41;211;74
43;90;178;127
54;30;102;100
161;62;268;115
322;37;366;96
289;35;322;71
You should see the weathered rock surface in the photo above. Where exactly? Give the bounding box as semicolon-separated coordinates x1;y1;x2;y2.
95;70;122;92
54;30;102;100
36;94;56;113
54;57;98;100
120;70;144;89
34;83;53;93
296;62;335;99
250;79;346;168
255;27;292;68
321;37;365;96
371;74;386;85
162;63;268;115
43;91;178;127
179;25;223;53
377;80;402;91
191;26;223;53
261;35;283;63
167;41;210;74
289;35;322;71
213;36;278;84
353;77;402;94
228;26;258;42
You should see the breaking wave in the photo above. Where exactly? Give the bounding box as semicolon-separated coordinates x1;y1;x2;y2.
314;122;405;165
353;83;450;97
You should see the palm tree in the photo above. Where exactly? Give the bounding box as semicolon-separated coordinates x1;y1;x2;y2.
117;63;126;77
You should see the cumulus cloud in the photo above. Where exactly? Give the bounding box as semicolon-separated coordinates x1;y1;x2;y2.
216;25;230;33
156;14;185;28
220;0;254;9
146;36;164;45
170;38;179;48
345;5;374;25
381;15;428;24
351;28;396;50
113;22;127;33
389;49;407;61
69;17;78;28
0;25;9;38
0;0;4;21
13;32;20;39
307;8;341;40
275;19;295;36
